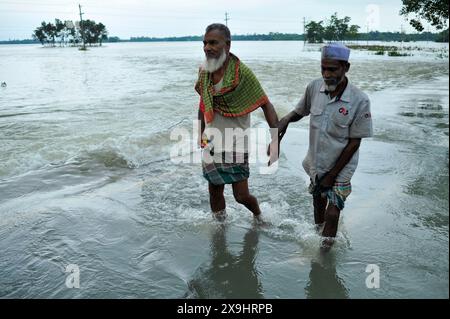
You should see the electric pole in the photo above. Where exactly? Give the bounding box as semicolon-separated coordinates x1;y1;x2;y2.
400;24;404;49
79;4;86;50
366;24;369;46
225;12;230;27
303;17;306;46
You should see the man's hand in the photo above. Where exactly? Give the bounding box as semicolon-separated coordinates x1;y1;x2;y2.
319;172;337;189
198;134;208;149
311;172;336;196
272;113;293;161
318;138;361;188
198;108;205;149
278;115;290;142
197;134;202;149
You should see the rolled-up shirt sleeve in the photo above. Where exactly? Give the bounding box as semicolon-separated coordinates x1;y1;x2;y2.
294;83;312;116
349;98;373;138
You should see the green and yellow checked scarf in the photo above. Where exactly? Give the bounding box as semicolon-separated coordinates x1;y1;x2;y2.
195;53;269;123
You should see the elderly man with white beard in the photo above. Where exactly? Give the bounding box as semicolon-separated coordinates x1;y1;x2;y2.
195;23;279;221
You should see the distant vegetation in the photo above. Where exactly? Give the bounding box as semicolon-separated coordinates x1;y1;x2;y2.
31;19;107;47
0;29;448;45
130;33;307;42
2;30;447;45
305;13;360;43
435;28;449;42
303;12;449;43
125;30;447;43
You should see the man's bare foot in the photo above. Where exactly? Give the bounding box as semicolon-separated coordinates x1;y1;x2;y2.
253;213;271;227
320;237;335;253
212;209;227;222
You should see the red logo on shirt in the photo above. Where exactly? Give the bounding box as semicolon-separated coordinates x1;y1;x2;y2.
338;107;349;116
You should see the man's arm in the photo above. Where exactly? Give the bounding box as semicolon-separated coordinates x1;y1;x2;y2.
278;81;311;143
278;111;303;142
261;101;278;129
319;138;361;188
198;108;205;148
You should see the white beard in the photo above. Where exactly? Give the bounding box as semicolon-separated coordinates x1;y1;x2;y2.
201;49;227;73
324;75;345;92
324;83;338;92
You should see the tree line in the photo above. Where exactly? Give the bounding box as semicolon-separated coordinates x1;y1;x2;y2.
32;19;107;47
127;31;447;43
3;30;446;46
304;12;448;43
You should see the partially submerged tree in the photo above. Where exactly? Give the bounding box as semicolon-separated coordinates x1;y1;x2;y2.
305;13;360;43
305;21;325;43
32;18;108;47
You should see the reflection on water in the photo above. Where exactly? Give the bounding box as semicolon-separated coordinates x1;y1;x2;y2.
305;252;349;299
185;224;263;299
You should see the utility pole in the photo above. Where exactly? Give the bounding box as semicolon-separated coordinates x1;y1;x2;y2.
224;12;230;27
400;24;404;49
79;4;86;50
366;24;369;46
303;17;306;46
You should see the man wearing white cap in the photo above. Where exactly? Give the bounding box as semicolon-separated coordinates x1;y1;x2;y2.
278;42;373;250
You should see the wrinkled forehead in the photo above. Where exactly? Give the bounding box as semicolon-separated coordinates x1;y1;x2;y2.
204;29;228;42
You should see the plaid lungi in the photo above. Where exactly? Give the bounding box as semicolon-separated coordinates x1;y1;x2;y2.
308;179;352;210
202;151;249;185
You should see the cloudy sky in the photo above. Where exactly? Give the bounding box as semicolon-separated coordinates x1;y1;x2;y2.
0;0;438;40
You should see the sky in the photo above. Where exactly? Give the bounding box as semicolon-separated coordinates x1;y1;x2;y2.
0;0;442;40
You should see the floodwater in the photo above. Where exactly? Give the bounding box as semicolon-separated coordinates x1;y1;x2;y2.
0;41;448;298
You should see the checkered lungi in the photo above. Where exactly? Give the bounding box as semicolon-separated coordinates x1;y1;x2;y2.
308;179;352;210
202;151;249;185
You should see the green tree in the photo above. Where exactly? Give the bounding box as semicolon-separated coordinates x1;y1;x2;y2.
346;24;360;41
54;19;65;46
80;19;94;46
32;25;46;45
325;13;351;41
33;18;108;47
80;20;108;46
400;0;449;31
44;21;56;46
95;23;108;46
305;21;325;43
